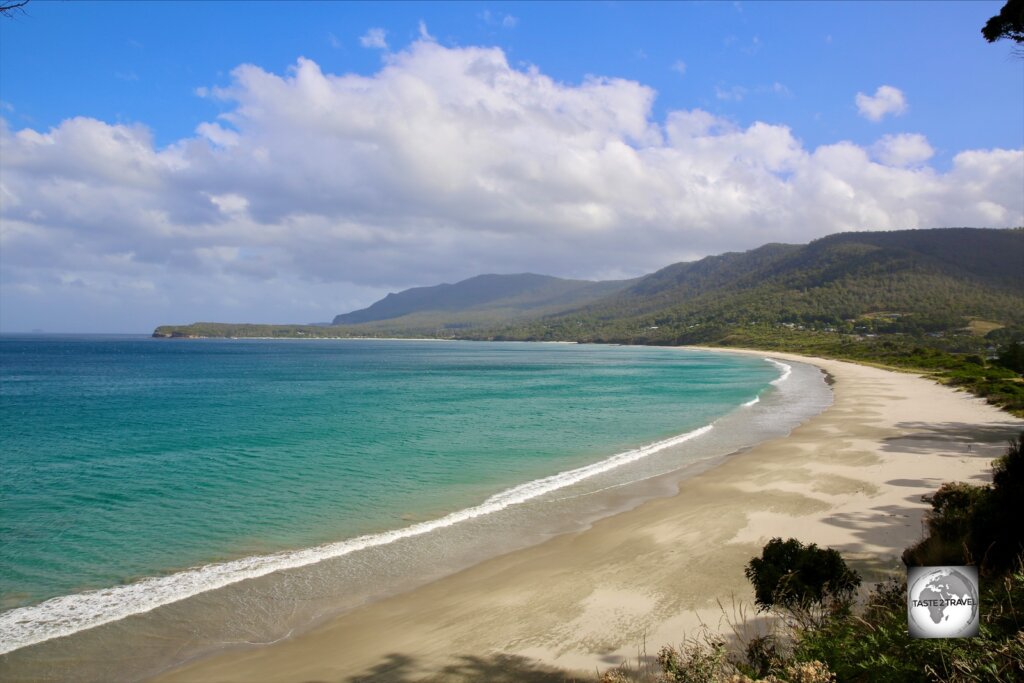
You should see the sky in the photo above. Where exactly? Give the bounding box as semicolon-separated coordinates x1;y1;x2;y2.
1;1;1022;333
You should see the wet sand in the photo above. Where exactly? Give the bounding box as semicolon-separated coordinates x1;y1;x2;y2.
153;350;1023;682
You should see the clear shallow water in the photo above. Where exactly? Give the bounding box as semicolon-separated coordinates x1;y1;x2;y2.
0;337;829;679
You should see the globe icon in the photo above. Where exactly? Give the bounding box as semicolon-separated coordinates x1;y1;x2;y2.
907;566;979;638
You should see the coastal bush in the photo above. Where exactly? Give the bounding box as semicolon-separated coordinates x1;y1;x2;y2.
793;566;1024;683
656;629;730;683
901;482;989;568
612;437;1024;683
744;538;861;626
903;432;1024;575
994;341;1024;374
795;435;1024;682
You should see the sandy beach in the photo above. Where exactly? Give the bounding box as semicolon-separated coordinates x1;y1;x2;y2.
153;349;1023;682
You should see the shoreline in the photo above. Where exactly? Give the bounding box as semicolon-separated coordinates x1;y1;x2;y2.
0;345;821;682
150;348;1024;682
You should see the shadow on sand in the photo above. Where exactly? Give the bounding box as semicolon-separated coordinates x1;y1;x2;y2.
309;652;583;683
881;421;1021;458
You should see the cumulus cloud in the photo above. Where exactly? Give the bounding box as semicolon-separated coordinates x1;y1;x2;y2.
872;133;934;167
1;41;1021;331
856;85;907;121
671;60;687;76
359;28;388;50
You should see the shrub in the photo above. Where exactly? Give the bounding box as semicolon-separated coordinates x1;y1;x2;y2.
656;629;730;683
744;538;861;624
903;432;1024;575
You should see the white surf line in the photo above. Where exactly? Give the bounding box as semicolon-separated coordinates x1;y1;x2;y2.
0;424;713;655
765;357;792;385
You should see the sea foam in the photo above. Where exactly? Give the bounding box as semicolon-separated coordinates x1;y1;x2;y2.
766;358;792;385
0;356;793;655
0;424;715;655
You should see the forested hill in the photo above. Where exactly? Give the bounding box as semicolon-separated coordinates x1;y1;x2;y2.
154;227;1024;343
331;273;634;325
493;227;1024;344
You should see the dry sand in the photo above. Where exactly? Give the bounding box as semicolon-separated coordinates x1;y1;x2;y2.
153;350;1023;682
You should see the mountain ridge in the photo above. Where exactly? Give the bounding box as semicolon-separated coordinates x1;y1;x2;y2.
331;273;636;325
154;227;1024;342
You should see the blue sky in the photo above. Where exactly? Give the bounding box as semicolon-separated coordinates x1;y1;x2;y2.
1;1;1022;332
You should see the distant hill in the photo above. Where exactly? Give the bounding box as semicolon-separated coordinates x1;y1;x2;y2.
331;273;636;328
154;228;1024;343
493;227;1024;344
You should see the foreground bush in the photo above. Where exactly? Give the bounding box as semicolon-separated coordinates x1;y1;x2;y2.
605;436;1024;683
744;538;861;628
903;432;1024;575
795;568;1024;682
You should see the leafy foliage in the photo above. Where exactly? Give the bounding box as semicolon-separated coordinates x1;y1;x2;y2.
903;432;1024;575
982;0;1024;45
793;571;1024;683
744;539;861;622
793;438;1024;682
604;411;1024;683
656;634;730;683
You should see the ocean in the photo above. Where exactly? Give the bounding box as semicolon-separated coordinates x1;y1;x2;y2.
0;336;831;681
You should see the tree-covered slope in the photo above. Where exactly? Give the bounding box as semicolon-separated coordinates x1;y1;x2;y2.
156;228;1024;344
497;228;1024;343
332;273;635;325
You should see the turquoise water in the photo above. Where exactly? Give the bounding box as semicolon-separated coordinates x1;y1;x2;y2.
0;336;781;658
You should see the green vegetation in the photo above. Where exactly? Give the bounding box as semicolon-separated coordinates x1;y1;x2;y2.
601;435;1024;683
745;538;861;621
151;322;367;338
791;572;1024;683
332;273;635;326
154;228;1024;414
710;330;1024;416
903;433;1024;576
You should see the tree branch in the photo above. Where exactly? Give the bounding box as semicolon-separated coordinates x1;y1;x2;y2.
0;1;30;18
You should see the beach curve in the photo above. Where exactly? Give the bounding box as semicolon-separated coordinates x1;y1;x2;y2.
145;348;1023;682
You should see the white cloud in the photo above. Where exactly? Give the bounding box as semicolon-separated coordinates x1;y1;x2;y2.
196;122;239;148
671;60;687;76
872;133;934;167
856;85;907;121
417;21;434;41
1;42;1020;331
715;85;747;101
480;10;517;29
359;28;388;50
715;82;787;101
